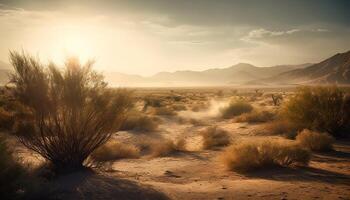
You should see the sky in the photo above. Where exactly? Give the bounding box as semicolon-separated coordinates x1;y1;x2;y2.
0;0;349;76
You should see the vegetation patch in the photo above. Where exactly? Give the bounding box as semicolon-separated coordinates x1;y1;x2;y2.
296;129;334;152
235;110;275;123
220;101;253;119
200;126;231;149
221;139;310;172
91;140;140;163
281;86;350;137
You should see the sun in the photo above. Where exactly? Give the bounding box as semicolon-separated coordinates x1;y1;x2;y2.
52;29;93;64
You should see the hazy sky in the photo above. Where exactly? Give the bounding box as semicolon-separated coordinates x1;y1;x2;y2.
0;0;349;75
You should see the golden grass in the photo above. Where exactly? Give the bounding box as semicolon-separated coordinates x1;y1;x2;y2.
296;129;334;152
121;113;160;132
148;138;187;157
200;126;231;149
153;107;177;116
220;101;253;119
91;141;140;162
262;120;297;138
235;110;275;123
221;139;310;172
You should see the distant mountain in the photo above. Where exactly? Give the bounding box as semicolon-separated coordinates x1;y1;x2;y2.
0;59;314;87
138;63;310;86
258;50;350;85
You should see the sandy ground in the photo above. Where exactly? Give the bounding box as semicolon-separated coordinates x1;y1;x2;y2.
10;100;350;200
102;116;350;200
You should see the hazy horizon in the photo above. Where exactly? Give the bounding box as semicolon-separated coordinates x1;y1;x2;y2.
0;0;349;76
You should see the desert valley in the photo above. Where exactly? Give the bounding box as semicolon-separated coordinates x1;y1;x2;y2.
0;1;349;200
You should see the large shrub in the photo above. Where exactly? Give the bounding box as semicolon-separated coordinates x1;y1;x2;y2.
221;139;310;172
220;101;253;119
296;129;334;152
200;126;231;149
282;86;350;137
6;51;132;173
90;140;140;163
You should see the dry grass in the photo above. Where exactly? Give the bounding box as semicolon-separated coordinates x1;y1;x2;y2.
153;107;177;116
220;101;253;119
200;126;231;149
90;141;140;163
172;104;187;111
221;139;310;172
281;86;350;137
262;120;297;138
188;118;207;126
121;113;160;132
296;129;334;152
148;138;187;157
235;110;275;123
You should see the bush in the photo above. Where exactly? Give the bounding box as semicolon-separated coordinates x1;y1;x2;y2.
153;107;177;116
221;139;310;172
120;113;159;132
200;126;230;149
0;136;25;199
7;51;132;173
235;110;275;123
261;120;297;138
148;138;186;157
282;86;350;137
296;129;334;152
220;101;253;119
90;140;140;163
172;104;187;111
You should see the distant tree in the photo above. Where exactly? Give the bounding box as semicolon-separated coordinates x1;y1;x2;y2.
271;94;283;106
6;51;132;173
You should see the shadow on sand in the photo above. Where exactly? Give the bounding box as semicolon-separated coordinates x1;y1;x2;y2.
244;144;350;186
245;166;350;185
27;170;169;200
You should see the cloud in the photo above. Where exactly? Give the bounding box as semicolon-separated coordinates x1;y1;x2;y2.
242;28;301;42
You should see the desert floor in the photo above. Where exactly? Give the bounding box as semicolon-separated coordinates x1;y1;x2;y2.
14;88;350;200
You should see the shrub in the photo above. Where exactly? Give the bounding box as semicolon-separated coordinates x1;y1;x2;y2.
0;136;25;199
282;86;350;137
172;104;187;111
90;140;140;163
261;120;297;138
120;113;159;132
200;126;230;149
221;139;310;172
220;101;253;119
235;110;275;123
153;107;177;116
149;138;186;157
296;129;334;152
7;51;132;173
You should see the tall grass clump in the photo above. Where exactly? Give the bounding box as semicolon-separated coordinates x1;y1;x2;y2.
282;86;350;137
90;140;140;163
220;101;253;119
120;112;160;132
235;110;275;123
262;120;298;139
6;51;132;173
221;139;310;172
200;126;231;149
296;129;334;152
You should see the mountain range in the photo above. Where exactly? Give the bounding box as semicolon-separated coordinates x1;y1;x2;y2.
0;50;349;87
